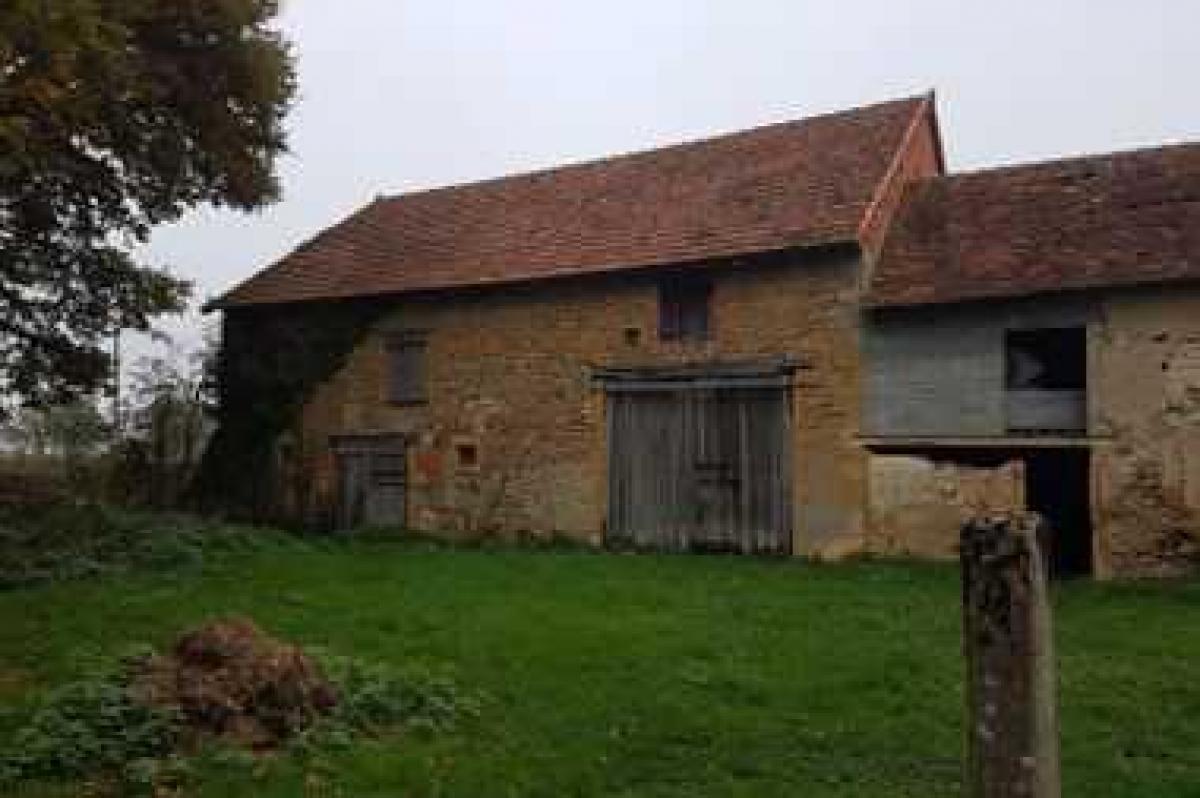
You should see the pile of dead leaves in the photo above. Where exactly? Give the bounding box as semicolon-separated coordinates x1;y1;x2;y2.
131;617;338;751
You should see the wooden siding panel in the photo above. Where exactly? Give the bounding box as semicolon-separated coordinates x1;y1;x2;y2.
608;386;790;553
863;299;1095;439
863;316;1002;437
333;435;407;529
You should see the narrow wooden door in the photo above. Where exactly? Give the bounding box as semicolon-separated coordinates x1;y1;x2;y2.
362;446;406;526
335;450;370;529
607;386;791;554
333;435;407;530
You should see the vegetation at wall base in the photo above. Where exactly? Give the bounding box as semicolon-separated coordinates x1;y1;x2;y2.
193;299;391;523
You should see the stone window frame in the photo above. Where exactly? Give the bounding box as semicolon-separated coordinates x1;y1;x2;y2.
452;436;481;474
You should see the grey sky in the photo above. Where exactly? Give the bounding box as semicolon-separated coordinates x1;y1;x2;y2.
142;0;1200;354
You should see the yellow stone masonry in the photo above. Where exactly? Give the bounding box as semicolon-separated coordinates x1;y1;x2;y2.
289;250;868;556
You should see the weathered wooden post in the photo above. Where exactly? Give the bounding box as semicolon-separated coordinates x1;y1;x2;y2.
960;512;1060;798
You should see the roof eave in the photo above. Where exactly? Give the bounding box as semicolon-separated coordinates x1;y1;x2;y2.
864;272;1200;311
204;236;864;312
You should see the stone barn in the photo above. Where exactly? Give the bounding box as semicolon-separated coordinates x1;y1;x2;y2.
864;145;1200;578
204;93;1200;577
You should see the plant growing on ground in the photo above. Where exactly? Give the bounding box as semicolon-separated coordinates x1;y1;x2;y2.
0;627;482;795
304;653;482;743
0;503;307;589
0;656;183;792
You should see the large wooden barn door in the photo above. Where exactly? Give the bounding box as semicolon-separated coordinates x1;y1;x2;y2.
605;368;792;554
332;435;407;530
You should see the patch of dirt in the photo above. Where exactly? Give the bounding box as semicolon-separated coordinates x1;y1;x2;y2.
131;617;338;751
0;666;34;700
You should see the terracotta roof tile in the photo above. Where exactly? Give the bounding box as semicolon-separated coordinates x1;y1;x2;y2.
213;96;928;308
868;143;1200;307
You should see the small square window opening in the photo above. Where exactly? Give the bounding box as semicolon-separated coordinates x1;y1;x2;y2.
456;443;478;469
659;278;711;342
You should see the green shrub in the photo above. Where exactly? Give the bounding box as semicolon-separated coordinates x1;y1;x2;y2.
319;653;482;734
288;652;482;763
0;646;481;793
0;503;307;589
0;663;181;792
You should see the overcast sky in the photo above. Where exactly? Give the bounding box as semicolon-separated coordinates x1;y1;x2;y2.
141;0;1200;356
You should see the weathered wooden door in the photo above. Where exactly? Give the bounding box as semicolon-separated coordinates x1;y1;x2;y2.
332;435;407;530
606;381;792;554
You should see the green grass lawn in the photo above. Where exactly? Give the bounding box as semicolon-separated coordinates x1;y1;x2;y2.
0;540;1197;796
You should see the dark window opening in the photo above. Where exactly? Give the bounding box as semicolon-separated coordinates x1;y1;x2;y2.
387;332;428;404
1005;327;1086;391
456;443;478;469
659;278;711;342
1005;327;1087;434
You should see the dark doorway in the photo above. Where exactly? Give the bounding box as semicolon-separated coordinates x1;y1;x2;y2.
1024;449;1093;577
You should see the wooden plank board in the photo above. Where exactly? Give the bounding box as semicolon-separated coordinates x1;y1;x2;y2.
607;385;791;554
332;435;407;530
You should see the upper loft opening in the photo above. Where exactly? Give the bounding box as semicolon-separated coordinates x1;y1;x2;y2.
659;277;712;343
1004;327;1087;435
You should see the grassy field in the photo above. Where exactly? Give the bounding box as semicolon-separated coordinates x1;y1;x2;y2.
0;538;1197;796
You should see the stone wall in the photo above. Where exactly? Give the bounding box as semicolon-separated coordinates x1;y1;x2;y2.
866;453;1025;558
1092;287;1200;577
287;248;870;556
859;285;1200;578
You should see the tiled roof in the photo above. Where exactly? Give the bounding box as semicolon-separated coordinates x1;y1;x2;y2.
868;143;1200;307
212;96;929;308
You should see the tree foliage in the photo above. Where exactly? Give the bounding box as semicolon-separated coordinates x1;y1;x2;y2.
120;333;217;507
195;300;389;523
0;0;295;408
8;398;108;457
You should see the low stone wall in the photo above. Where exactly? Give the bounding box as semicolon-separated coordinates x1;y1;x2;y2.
867;453;1025;558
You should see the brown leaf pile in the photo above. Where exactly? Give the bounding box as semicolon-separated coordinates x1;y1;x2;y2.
131;617;338;751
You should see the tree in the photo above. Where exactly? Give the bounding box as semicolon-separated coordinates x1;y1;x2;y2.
10;398;109;458
0;0;295;410
122;333;217;507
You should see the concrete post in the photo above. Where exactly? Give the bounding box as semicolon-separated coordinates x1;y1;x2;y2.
960;512;1061;798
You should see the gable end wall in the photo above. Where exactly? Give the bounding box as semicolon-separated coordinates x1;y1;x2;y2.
858;102;944;261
